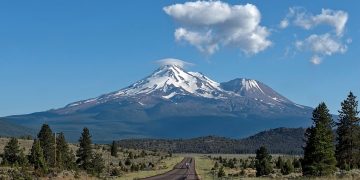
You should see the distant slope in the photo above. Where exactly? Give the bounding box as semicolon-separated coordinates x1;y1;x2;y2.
117;127;306;154
0;119;35;137
3;63;312;142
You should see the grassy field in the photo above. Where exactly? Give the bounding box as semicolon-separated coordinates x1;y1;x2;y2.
119;155;183;180
194;155;216;180
3;139;360;180
0;137;182;179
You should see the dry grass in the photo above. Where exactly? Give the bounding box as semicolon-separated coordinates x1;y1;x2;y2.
119;156;183;180
194;155;216;180
0;138;33;154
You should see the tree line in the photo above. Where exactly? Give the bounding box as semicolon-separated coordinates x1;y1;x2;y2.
1;125;105;177
254;92;360;177
117;127;306;154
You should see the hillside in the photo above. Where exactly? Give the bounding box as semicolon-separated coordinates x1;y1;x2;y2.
117;127;306;154
0;119;35;138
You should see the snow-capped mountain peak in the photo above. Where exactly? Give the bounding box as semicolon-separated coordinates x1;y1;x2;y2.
241;79;265;93
220;78;292;104
66;64;226;108
112;64;224;99
66;64;296;109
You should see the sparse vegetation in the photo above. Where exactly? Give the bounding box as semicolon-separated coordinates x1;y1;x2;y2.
1;91;360;179
0;124;179;179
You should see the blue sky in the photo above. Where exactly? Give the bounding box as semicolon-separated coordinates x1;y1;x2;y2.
0;0;359;116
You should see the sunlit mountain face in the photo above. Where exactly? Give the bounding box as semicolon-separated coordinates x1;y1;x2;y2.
2;64;313;142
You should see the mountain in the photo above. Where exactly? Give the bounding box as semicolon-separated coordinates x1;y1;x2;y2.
2;62;313;142
0;119;35;137
117;127;306;154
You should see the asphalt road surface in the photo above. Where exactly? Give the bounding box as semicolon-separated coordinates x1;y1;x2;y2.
143;157;199;180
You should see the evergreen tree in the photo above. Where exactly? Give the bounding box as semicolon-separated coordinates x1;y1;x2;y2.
293;158;302;169
214;161;219;169
91;153;105;176
18;148;29;167
217;166;226;178
281;159;294;175
76;127;93;171
302;103;337;176
67;149;77;170
336;92;360;169
29;139;48;174
255;146;273;176
37;124;55;167
124;158;132;166
56;132;75;170
3;137;20;165
110;141;118;157
276;156;285;169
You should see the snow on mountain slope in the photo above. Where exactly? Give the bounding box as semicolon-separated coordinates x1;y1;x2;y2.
67;64;227;108
113;65;225;98
4;59;312;142
220;78;293;105
65;60;303;111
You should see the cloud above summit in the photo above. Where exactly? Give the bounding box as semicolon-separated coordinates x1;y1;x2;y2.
156;58;194;68
164;1;271;55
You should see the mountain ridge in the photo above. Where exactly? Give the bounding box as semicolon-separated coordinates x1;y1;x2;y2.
2;62;313;142
117;127;306;154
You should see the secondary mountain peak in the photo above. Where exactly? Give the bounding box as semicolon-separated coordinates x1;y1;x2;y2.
221;78;293;104
5;61;312;142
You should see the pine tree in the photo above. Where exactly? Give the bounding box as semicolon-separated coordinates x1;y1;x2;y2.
76;127;93;171
91;153;105;176
56;132;75;170
255;146;273;176
29;139;48;174
217;166;226;177
110;141;118;157
336;92;360;169
214;161;219;169
3;137;20;165
281;159;294;175
18;148;29;167
37;124;55;167
293;158;302;169
302;103;337;176
276;156;285;169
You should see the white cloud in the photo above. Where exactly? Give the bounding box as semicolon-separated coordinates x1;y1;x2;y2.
280;7;350;64
164;1;271;55
310;55;322;65
279;19;289;29
296;33;348;64
156;58;194;68
284;7;348;36
174;28;219;54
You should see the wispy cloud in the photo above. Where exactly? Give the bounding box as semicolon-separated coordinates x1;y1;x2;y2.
156;58;194;68
164;1;271;55
282;7;348;36
280;7;350;64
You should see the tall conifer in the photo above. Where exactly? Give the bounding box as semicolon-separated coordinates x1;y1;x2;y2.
336;92;360;169
37;124;55;167
76;127;93;171
29;139;48;174
302;103;336;176
110;141;118;157
3;137;20;165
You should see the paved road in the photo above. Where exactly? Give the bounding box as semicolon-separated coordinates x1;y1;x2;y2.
143;157;199;180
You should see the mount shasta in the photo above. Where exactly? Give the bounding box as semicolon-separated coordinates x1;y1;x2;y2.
2;61;313;142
